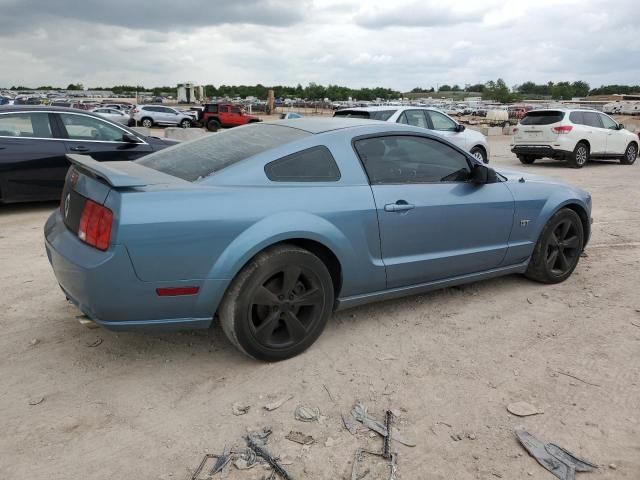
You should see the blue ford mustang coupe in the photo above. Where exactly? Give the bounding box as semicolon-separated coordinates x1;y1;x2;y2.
45;118;592;361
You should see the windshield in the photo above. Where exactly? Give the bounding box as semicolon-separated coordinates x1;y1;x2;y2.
137;124;310;181
520;111;565;125
334;109;397;121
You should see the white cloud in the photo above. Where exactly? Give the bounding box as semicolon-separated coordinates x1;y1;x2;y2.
0;0;638;91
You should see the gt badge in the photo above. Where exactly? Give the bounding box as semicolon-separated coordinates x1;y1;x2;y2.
520;219;530;227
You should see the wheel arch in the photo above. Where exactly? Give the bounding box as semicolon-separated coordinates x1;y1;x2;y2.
575;139;590;152
470;144;487;160
562;202;591;247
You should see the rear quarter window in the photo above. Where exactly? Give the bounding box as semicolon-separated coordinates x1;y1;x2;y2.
265;146;340;182
334;110;397;121
521;111;565;125
137;124;310;181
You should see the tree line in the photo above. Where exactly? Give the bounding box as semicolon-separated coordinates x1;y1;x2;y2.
5;81;639;102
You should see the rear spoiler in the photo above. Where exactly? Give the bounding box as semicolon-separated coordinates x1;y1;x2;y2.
66;154;186;188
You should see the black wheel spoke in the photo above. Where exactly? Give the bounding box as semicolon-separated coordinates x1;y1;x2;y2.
549;232;559;247
254;311;281;344
283;311;307;342
546;249;559;270
282;267;301;294
292;288;323;307
559;221;571;240
562;235;580;250
253;286;280;306
557;251;569;272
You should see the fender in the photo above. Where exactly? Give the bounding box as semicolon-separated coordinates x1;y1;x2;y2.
208;211;357;283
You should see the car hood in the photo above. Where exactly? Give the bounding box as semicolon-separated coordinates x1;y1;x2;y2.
495;167;567;185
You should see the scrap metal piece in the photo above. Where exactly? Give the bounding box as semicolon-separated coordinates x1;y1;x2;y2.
342;413;358;435
191;454;224;480
516;430;597;480
210;444;231;475
383;411;393;459
285;431;315;445
351;403;388;436
351;449;397;480
247;435;293;480
295;405;320;422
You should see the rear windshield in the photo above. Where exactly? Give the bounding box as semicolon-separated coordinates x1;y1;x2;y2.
137;124;310;181
334;109;397;121
520;111;565;125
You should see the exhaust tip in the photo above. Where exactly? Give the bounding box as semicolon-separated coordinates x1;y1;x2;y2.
76;315;100;329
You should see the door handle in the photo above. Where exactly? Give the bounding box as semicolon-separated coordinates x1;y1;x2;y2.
69;146;90;152
384;201;415;212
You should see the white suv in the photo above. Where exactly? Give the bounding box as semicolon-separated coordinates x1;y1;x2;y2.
511;109;638;168
334;106;490;163
130;105;193;128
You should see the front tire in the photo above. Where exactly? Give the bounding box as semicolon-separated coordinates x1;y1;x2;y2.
525;208;584;284
621;142;637;165
141;118;153;128
180;119;192;128
219;244;334;361
568;142;589;168
470;146;488;163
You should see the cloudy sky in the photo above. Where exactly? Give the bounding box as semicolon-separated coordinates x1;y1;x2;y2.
1;0;638;91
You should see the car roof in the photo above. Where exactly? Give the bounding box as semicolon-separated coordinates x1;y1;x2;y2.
0;105;106;115
267;117;386;134
337;106;403;112
527;108;601;113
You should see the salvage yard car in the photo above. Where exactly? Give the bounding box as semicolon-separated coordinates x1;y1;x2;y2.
334;106;490;163
45;118;592;361
192;103;262;132
511;109;638;168
0;106;178;203
130;104;194;128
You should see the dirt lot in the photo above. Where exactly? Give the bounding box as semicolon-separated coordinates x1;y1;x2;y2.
1;136;639;480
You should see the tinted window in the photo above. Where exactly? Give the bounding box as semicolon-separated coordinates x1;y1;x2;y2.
0;112;54;138
569;111;584;125
334;110;397;121
231;106;242;114
137;124;310;182
205;104;218;113
599;114;617;129
354;135;470;184
265;146;340;182
521;111;565;125
426;110;456;131
59;113;127;141
583;112;602;128
401;110;428;128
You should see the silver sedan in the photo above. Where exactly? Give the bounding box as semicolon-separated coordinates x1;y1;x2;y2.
90;107;130;125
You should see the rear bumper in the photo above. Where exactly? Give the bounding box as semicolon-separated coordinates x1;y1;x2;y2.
44;210;228;332
511;145;572;158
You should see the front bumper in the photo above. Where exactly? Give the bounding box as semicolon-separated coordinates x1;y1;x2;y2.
44;210;227;332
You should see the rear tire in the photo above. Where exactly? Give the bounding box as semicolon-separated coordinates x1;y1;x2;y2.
525;208;584;284
621;142;637;165
568;142;589;168
141;118;153;128
219;244;334;361
180;119;191;128
518;155;535;164
206;119;221;132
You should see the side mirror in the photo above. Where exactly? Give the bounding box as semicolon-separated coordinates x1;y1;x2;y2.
455;124;466;132
122;133;141;143
618;123;625;130
471;164;497;185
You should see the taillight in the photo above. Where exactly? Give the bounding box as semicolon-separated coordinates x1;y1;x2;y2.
552;125;573;134
78;199;113;251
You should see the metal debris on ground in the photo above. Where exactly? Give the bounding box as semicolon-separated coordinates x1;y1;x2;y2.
516;430;597;480
351;449;397;480
294;405;320;422
507;401;544;417
86;337;103;347
210;444;231;475
247;435;293;480
382;411;392;459
263;394;294;411
342;413;358;435
28;396;44;406
351;402;388;436
285;431;315;445
232;402;250;415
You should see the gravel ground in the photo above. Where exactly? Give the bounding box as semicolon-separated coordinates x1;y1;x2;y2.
1;135;639;479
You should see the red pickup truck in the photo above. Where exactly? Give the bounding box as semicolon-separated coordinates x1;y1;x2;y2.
193;103;261;131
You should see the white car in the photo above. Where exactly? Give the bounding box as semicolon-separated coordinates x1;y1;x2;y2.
334;106;490;162
130;105;193;128
511;109;638;168
90;107;130;124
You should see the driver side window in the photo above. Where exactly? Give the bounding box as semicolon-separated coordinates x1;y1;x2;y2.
354;135;470;184
59;113;126;142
